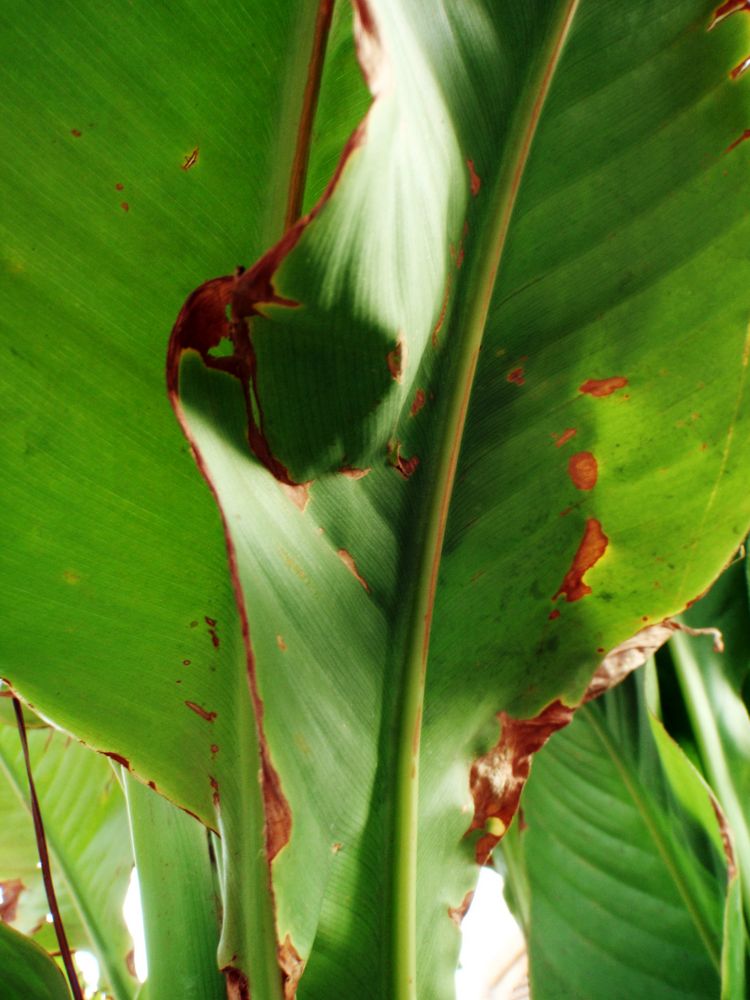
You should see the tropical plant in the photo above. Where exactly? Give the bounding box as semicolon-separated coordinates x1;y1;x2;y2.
2;0;750;997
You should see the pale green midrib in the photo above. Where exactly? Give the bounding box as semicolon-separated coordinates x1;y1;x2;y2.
0;743;133;999
583;708;722;972
670;631;750;923
390;5;581;998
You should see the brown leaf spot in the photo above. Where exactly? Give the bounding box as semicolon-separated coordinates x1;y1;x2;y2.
552;518;608;602
568;451;598;490
115;182;124;191
211;744;219;754
331;842;343;854
386;337;406;382
181;146;199;171
579;376;628;397
276;635;287;651
0;879;25;922
553;428;577;448
339;465;371;479
337;548;370;591
120;201;130;213
548;609;560;621
410;389;426;416
448;890;474;927
507;367;525;386
182;659;191;666
467;158;481;196
279;935;305;999
185;701;217;722
70;128;82;138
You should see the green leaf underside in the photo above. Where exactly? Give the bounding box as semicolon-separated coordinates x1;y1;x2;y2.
521;673;732;1000
0;728;134;998
0;920;71;1000
3;2;750;999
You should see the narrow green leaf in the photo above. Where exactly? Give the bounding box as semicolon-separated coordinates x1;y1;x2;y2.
123;773;224;1000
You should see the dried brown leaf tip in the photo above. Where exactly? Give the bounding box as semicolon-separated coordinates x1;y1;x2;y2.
279;936;305;999
467;619;723;862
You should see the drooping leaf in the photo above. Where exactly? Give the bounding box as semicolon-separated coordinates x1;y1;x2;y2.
0;727;135;998
3;1;750;998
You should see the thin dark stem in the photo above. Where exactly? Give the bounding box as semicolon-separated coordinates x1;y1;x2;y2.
284;0;335;230
12;697;84;1000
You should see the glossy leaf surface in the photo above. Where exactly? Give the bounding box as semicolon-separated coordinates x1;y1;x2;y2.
3;1;750;997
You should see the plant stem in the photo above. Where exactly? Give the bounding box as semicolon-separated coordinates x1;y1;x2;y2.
12;697;84;1000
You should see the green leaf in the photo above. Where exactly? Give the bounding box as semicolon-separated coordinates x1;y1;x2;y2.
4;1;750;997
123;772;224;1000
667;560;750;922
0;728;135;998
518;669;734;1000
0;920;71;1000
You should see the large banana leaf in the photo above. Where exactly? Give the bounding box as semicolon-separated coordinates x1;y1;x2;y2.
3;1;750;998
0;726;135;998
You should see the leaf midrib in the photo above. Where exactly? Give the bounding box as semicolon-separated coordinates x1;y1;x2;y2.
390;4;582;997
